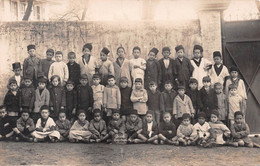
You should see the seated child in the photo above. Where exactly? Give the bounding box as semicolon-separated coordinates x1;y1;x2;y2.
176;113;197;146
69;110;92;143
0;105;15;141
55;111;71;141
89;109;109;143
205;110;231;147
119;77;133;121
193;112;210;146
107;109;126;144
136;111;159;144
158;112;177;145
13;108;35;142
32;105;60;142
125;109;142;143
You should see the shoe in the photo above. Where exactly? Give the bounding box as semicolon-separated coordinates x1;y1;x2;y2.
153;140;158;145
15;137;20;142
69;139;76;143
33;138;38;143
232;142;238;147
160;140;165;145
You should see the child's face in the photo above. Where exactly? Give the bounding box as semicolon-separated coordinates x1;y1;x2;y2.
120;81;128;88
68;55;76;64
28;49;36;57
52;77;59;86
198;117;205;125
178;89;185;96
100;52;108;61
94;113;101;122
59;113;66;122
235;114;243;124
164;83;173;91
117;48;125;58
213;56;221;65
108;78;115;86
21;112;29;121
146;114;153;123
162;51;171;59
93;78;100;86
135;82;142;90
215;85;222;94
66;84;74;91
210;114;218;123
148;52;156;61
203;81;211;88
193;49;201;59
229;88;237;96
24;79;32;87
9;83;18;91
38;82;46;89
230;71;238;78
149;85;157;92
163;114;171;123
55;54;63;62
78;113;86;122
13;69;21;76
83;48;91;56
112;113;120;120
189;83;198;90
80;79;88;86
176;49;184;58
130;114;138;122
41;109;49;119
0;108;7;118
46;52;54;61
182;118;190;126
133;49;141;59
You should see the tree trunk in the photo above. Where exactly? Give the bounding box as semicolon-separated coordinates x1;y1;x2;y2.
22;0;34;21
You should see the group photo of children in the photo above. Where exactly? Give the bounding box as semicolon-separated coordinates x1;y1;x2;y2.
1;42;259;149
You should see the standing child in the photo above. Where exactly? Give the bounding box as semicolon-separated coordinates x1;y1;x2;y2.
91;74;105;110
103;75;121;123
214;82;228;124
23;44;42;88
67;52;81;87
125;109;142;143
227;84;245;125
33;77;50;123
4;80;21;121
20;77;35;113
193;112;210;146
49;75;66;120
48;51;69;86
173;45;194;89
69;110;92;143
65;80;77;122
8;62;24;88
176;113;197;146
41;48;55;81
158;112;177;145
144;47;161;89
113;46;132;88
130;78;148;119
173;86;195;128
209;51;229;87
77;74;94;121
190;45;212;90
119;77;133;121
98;47;115;86
0;105;15;141
135;111;158;144
130;46;146;88
89;109;109;143
199;76;218;119
147;81;161;124
55;111;71;141
158;47;175;91
32;105;60;142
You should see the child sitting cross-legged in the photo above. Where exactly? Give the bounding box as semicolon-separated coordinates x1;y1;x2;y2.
176;113;198;146
158;112;177;145
193;112;210;146
55;111;71;141
0;105;16;141
89;109;109;143
125;109;142;143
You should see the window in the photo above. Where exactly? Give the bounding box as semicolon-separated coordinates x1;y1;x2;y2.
11;1;18;20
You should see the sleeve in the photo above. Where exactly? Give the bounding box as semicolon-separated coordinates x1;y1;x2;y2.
125;121;132;131
83;121;89;130
119;120;126;134
177;125;184;138
130;91;139;103
64;64;69;82
29;89;35;110
61;88;66;107
107;121;113;132
45;90;50;106
28;119;35;132
35;119;41;129
187;96;195;114
172;60;178;79
153;123;159;135
190;126;198;139
89;87;94;108
156;61;162;83
3;93;10;107
160;93;165;112
221;124;231;136
109;62;115;76
48;64;53;81
49;89;53;107
134;119;143;131
188;60;194;77
231;124;240;138
101;121;108;135
240;80;247;100
141;90;148;103
70;121;78;131
16;119;24;132
117;87;121;106
173;98;178;115
73;90;78;108
158;123;168;135
38;59;43;76
140;59;146;71
23;59;28;77
103;88;107;106
89;121;99;135
213;92;218;109
240;123;250;137
76;64;81;84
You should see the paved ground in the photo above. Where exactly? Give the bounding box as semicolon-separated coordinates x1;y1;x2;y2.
0;140;260;166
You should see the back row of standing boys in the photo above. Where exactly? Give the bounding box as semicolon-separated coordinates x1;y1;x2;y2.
1;43;252;147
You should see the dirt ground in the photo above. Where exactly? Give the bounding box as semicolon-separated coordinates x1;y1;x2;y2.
0;140;260;166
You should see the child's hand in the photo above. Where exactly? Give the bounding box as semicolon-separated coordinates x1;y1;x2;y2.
168;130;172;134
50;107;54;111
26;125;30;128
72;108;76;115
61;106;64;109
191;113;194;118
4;123;9;127
134;65;140;69
224;132;230;137
0;135;2;139
173;115;177;119
114;129;118;134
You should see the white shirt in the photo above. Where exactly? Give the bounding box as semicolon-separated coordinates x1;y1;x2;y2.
147;121;153;137
15;75;21;87
163;58;170;68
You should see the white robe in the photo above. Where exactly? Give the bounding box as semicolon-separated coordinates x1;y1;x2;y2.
48;61;69;86
209;64;229;87
130;58;146;83
193;122;211;139
78;56;99;85
32;117;60;139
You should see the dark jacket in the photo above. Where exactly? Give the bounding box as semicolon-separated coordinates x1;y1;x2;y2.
20;85;35;110
4;90;21;114
67;62;81;87
120;87;133;115
185;88;203;114
66;89;77;118
158;121;176;138
77;84;94;110
0;115;15;136
145;59;162;89
158;58;175;91
49;86;66;117
142;120;159;137
160;90;178;113
147;90;161;111
199;87;218;118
